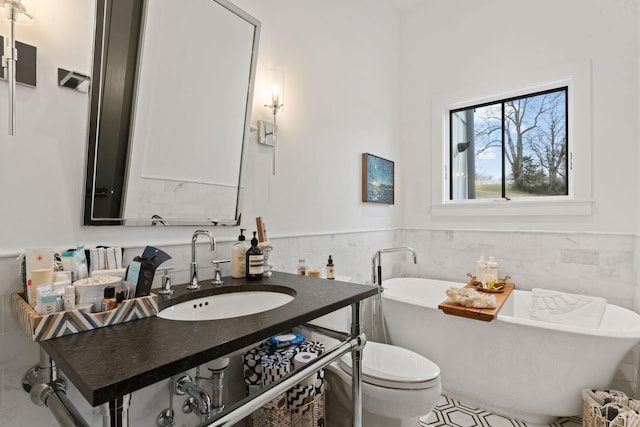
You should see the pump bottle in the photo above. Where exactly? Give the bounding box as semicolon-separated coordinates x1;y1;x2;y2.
231;229;250;278
246;231;264;281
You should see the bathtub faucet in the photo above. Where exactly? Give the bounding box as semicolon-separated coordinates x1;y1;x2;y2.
371;247;417;343
371;247;418;287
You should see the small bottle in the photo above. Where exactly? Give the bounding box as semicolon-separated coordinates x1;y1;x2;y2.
246;231;264;281
476;256;486;279
487;256;499;282
231;229;250;279
101;286;117;312
297;259;308;276
326;255;335;280
63;285;75;310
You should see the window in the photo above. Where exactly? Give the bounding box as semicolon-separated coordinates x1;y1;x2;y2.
449;87;568;201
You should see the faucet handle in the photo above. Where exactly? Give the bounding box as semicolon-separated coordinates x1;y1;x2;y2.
211;260;230;286
156;266;174;295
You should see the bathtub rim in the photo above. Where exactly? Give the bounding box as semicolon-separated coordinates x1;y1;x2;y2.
380;276;640;340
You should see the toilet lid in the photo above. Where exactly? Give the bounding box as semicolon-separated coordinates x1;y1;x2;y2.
339;341;440;390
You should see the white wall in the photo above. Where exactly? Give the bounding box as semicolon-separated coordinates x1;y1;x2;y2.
400;0;638;233
237;0;403;237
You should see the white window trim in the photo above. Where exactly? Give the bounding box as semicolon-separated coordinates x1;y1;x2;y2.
431;59;593;217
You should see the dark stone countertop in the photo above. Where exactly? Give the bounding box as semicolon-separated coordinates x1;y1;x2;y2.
39;271;376;406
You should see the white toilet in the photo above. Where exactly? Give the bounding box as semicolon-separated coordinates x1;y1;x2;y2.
301;298;442;427
324;340;441;427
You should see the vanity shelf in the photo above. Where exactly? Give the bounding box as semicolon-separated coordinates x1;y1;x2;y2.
38;272;377;407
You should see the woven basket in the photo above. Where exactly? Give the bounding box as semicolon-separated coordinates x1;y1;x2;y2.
247;392;325;427
582;400;626;427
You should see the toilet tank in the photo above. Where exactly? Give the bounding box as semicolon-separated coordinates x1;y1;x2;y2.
308;275;352;332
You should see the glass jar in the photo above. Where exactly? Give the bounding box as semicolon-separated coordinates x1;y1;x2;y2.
297;259;307;276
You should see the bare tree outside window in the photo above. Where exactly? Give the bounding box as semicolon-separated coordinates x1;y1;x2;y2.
449;87;568;200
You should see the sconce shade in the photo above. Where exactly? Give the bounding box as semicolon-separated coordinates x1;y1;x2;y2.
264;68;284;111
1;0;34;24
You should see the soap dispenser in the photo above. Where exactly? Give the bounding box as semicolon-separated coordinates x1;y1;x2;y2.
246;231;264;281
231;229;250;279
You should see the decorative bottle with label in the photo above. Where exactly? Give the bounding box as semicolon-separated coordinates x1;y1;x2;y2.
231;229;249;278
326;255;335;280
246;231;264;281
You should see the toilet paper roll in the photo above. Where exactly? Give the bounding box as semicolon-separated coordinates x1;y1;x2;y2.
242;344;270;386
286;384;316;410
299;340;325;356
261;354;291;387
260;353;291;411
293;352;318;387
263;393;287;410
314;368;325;396
274;345;298;361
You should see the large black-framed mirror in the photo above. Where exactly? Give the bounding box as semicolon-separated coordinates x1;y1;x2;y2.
84;0;260;226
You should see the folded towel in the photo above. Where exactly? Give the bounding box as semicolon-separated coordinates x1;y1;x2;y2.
530;288;606;328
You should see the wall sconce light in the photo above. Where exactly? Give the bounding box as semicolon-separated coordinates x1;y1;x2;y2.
258;69;284;175
1;0;34;136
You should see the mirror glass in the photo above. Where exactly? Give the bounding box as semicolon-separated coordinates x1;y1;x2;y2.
84;0;260;226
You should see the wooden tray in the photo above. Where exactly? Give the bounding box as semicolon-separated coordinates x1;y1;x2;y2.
11;292;158;341
438;282;514;322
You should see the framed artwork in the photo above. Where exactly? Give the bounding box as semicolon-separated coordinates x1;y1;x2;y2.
362;153;394;204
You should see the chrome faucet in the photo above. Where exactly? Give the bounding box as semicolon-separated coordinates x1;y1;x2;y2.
370;247;418;342
156;266;174;295
189;230;215;290
371;246;417;286
174;374;213;422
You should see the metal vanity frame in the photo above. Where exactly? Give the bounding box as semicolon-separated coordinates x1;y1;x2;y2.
26;301;366;427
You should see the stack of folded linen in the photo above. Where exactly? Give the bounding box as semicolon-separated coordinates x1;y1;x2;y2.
530;288;606;328
583;389;640;427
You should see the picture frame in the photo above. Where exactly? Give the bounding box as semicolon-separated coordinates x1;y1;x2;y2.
362;153;394;204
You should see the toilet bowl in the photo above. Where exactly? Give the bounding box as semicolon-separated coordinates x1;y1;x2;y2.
324;340;441;427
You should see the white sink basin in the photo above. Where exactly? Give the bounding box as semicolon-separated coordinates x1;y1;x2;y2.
157;290;295;321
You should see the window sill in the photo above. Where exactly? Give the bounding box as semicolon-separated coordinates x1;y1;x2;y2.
431;199;593;217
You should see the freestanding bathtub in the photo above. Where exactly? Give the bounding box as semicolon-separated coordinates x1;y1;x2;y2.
381;277;640;425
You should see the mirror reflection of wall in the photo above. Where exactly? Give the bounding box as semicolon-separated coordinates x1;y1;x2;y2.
84;0;260;226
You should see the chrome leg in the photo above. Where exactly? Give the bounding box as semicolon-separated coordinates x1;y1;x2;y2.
351;301;364;427
100;394;131;427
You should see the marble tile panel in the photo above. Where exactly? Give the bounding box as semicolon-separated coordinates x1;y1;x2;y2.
0;331;39;372
560;249;600;265
0;401;51;427
3;367;30;410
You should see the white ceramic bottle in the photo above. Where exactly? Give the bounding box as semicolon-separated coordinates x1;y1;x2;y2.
476;256;486;280
231;229;250;278
487;256;499;282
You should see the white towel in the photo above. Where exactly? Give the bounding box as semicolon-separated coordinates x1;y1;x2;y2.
89;248;106;274
111;247;123;269
530;288;606;328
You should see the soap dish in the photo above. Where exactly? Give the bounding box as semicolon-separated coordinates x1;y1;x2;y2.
470;282;506;293
466;273;511;293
